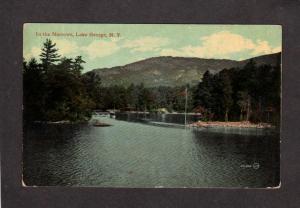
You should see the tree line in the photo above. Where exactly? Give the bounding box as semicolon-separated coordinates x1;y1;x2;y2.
89;58;280;124
23;39;280;124
23;39;100;122
193;59;280;124
88;83;194;113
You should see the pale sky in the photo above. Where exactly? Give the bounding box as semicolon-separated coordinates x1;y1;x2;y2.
23;24;282;72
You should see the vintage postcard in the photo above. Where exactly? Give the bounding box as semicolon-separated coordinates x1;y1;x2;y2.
23;24;281;188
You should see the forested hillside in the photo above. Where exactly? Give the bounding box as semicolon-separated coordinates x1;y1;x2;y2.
23;39;281;124
89;53;280;87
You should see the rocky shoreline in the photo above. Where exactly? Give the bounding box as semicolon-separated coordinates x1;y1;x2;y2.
189;121;274;129
32;120;88;124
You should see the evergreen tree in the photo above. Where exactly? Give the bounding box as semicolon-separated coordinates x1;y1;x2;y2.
193;71;215;119
23;58;46;121
40;39;60;70
82;72;101;107
58;57;73;71
237;91;250;121
24;39;281;125
128;84;138;109
73;56;86;74
24;39;94;122
218;70;233;121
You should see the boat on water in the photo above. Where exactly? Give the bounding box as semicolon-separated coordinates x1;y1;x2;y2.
92;120;112;127
148;121;186;128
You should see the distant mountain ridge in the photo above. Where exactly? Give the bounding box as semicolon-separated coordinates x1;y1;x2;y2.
87;52;281;87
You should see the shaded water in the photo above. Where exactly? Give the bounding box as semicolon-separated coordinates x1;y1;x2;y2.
115;112;201;124
23;116;280;187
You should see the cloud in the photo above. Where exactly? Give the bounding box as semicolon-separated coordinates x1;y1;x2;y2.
160;48;184;57
81;40;120;59
271;46;282;53
54;39;80;56
199;31;255;56
24;32;281;62
160;31;281;58
24;39;121;61
24;46;41;60
24;39;80;60
123;36;169;52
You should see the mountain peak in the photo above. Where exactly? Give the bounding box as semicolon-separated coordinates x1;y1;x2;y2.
88;53;281;87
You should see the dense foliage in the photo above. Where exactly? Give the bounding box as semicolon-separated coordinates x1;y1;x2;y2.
193;59;281;124
24;39;280;124
23;39;99;122
91;60;280;124
91;83;194;113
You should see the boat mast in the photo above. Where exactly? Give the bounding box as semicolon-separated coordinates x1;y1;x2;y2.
184;87;188;127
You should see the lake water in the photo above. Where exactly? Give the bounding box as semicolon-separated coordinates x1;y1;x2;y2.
23;116;280;187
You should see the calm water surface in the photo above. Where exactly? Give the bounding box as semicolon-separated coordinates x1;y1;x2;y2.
23;116;279;187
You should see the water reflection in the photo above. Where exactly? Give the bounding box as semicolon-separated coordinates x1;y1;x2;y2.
191;130;279;187
23;117;279;187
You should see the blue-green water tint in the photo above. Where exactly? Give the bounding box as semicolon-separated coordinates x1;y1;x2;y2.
23;116;280;187
115;112;201;124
